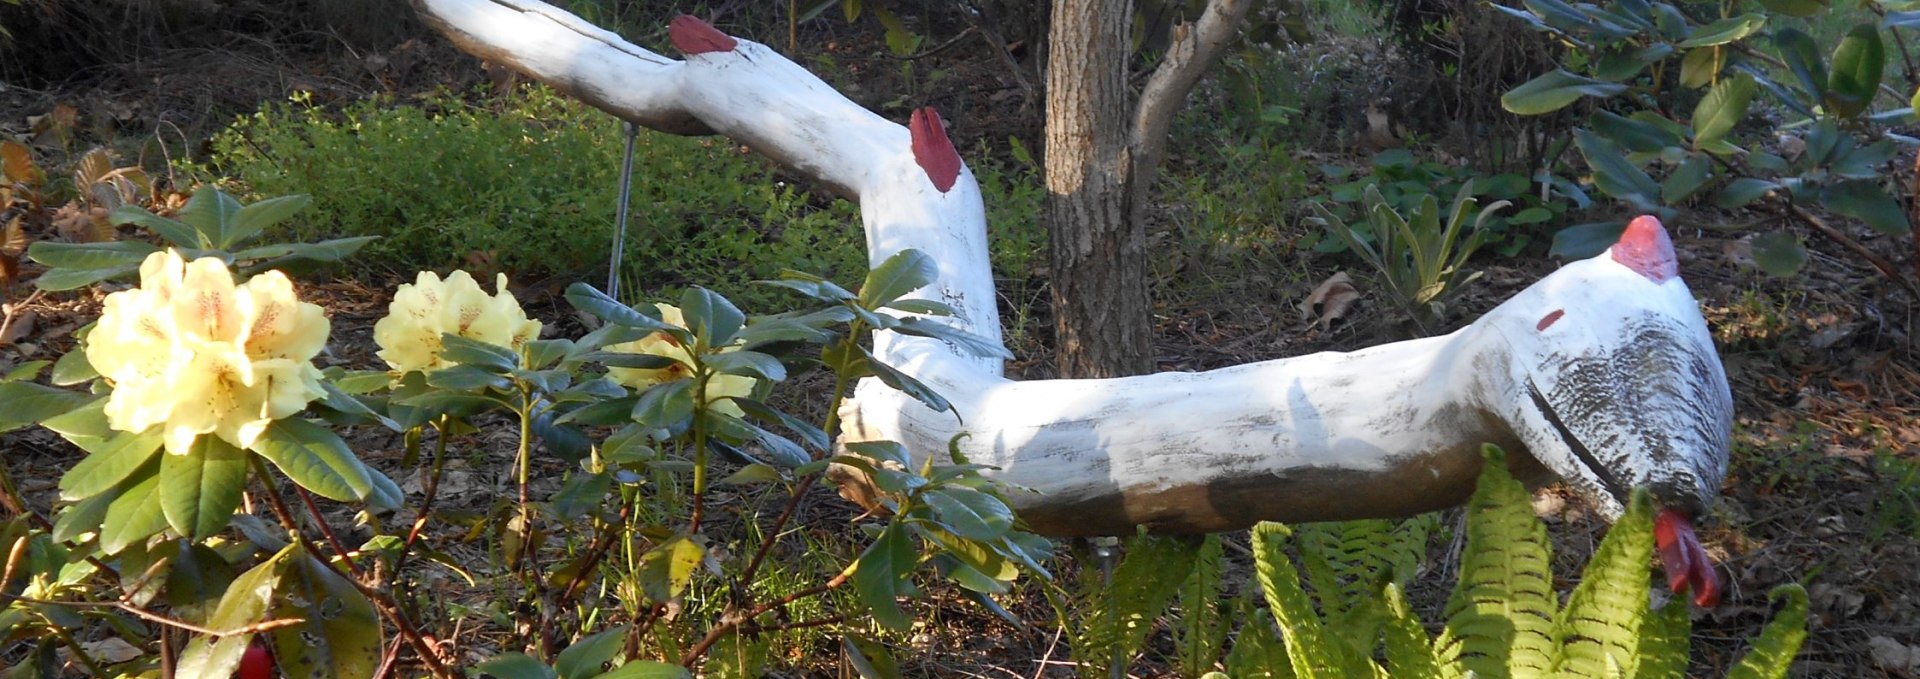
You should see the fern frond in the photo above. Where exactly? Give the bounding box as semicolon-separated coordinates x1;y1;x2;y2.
1548;488;1654;678
1436;445;1556;679
1723;584;1809;679
1299;519;1395;618
1382;583;1445;678
1080;532;1199;677
1631;597;1691;679
1173;534;1229;678
1252;522;1384;679
1225;593;1297;679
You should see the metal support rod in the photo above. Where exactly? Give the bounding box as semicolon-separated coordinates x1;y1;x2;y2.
607;121;640;299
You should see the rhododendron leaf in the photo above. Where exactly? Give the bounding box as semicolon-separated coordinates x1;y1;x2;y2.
159;435;248;541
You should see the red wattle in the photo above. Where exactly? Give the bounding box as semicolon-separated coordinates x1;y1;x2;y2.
1654;509;1693;594
1611;215;1678;283
1686;536;1721;607
908;107;961;193
669;15;737;55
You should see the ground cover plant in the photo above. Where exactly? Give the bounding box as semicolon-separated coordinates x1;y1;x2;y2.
0;0;1917;676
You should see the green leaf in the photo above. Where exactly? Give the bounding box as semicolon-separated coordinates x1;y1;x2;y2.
1724;585;1810;679
1773;28;1827;101
704;350;787;381
159;435;248;541
842;635;902;679
1575;129;1661;211
1678;13;1766;47
426;364;512;392
632;379;696;432
439;334;519;373
1693;72;1757;151
1717;178;1781;209
109;205;202;248
719;463;782;486
1252;523;1370;678
1637;598;1693;679
176;545;294;678
1549;221;1628;260
555;625;628;679
476;654;558;679
1173;535;1229;679
224;194;310;248
50;344;99;385
1381;584;1443;677
100;463;169;554
598;661;693;679
550;471;613;520
639;535;705;603
1590;110;1681;153
890;318;1013;360
1502;69;1628;115
1758;0;1824;17
1679;46;1725;89
32;263;142;291
270;547;382;679
564;283;674;333
232;236;378;265
252;418;402;509
0;381;93;433
1435;445;1554;679
860;249;937;309
165;541;237;615
1662;154;1714;203
177;187;244;249
679;286;745;347
1547;487;1653;677
1223;596;1291;678
1826;24;1885;118
851;522;915;631
1751;230;1808;277
25;239;160;270
861;346;951;414
1821;180;1912;235
920;487;1013;541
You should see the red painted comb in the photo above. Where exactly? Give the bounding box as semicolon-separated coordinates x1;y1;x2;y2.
1612;215;1677;283
909;107;961;193
669;15;737;55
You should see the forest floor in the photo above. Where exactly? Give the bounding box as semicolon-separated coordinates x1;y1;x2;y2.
2;2;1919;677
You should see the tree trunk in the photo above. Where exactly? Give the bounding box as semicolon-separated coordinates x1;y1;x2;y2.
1045;0;1153;378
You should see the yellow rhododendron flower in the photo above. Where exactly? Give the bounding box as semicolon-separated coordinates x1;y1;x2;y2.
373;270;542;374
605;304;757;417
87;250;330;454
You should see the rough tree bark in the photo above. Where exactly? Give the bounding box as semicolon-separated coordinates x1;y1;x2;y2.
408;0;1734;540
1045;0;1254;378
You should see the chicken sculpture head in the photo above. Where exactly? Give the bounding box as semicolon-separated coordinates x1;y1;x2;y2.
1479;215;1731;605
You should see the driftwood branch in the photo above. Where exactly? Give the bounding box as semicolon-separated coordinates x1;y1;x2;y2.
411;0;1734;540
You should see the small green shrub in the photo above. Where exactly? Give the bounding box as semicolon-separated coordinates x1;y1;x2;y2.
206;86;865;306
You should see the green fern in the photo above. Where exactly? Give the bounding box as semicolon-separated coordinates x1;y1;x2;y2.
1382;583;1445;677
1173;534;1229;678
1224;593;1296;679
1072;533;1200;678
1632;599;1692;679
1434;445;1556;679
1251;523;1384;678
1722;585;1809;679
1548;488;1654;677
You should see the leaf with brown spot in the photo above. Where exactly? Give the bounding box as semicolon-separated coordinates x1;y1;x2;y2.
1301;271;1361;330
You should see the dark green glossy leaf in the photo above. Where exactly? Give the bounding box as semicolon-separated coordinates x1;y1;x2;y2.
231;236;378;265
1661;154;1714;203
555;625;629;679
1827;24;1885;118
100;464;168;554
921;487;1013;541
439;334;519;373
1751;230;1808;277
564;283;674;333
176;545;293;677
32;263;141;291
109;205;202;248
852;523;915;631
891;318;1013;360
252;418;401;509
884;298;954;316
1820;180;1911;235
599;661;692;679
842;635;903;679
1678;13;1765;47
1590;111;1681;153
1501;69;1628;115
1574;130;1660;211
1679;46;1724;89
730;397;830;451
177;187;244;249
1549;221;1628;259
704;350;787;381
426;364;512;391
165;542;237;615
632;379;696;432
1716;178;1781;208
1693;72;1756;151
1773;28;1827;100
1759;0;1824;17
25;239;160;270
680;286;745;347
50;343;99;385
475;653;558;679
270;547;382;679
225;194;310;248
861;346;951;414
860;249;937;309
158;435;248;541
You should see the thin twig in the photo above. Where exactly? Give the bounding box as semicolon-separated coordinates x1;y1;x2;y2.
680;572;850;667
0;589;308;637
293;483;363;578
1784;202;1919;298
556;502;631;608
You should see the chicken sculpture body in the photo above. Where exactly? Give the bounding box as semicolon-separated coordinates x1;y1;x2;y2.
411;1;1733;605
